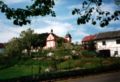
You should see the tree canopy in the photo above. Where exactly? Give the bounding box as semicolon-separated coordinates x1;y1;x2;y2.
0;0;55;26
0;0;120;27
72;0;120;27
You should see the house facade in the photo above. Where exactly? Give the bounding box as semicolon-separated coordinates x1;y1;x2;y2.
95;30;120;57
44;30;57;49
44;29;72;49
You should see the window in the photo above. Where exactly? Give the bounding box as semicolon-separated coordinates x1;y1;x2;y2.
102;41;106;45
116;39;120;44
114;51;118;56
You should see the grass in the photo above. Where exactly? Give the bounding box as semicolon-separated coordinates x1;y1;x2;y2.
0;65;33;79
0;51;120;80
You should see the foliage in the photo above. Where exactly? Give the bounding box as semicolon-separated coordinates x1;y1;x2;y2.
72;0;120;27
0;0;119;27
36;33;49;47
54;48;72;57
81;50;97;57
82;41;96;50
58;59;77;70
56;37;65;47
0;58;120;80
5;28;36;57
115;0;120;5
0;0;55;26
0;56;19;70
5;38;23;57
20;28;36;56
4;28;50;58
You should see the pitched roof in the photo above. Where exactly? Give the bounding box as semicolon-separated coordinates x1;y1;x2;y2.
82;35;95;42
51;33;59;38
95;30;120;40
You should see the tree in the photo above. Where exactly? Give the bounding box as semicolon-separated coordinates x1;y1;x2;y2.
5;38;23;57
36;33;49;47
0;0;55;26
5;28;51;57
115;0;120;5
72;0;120;27
0;0;120;27
56;37;65;47
20;28;36;56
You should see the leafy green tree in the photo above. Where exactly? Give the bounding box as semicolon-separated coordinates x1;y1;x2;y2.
30;33;49;48
56;37;65;47
115;0;120;5
72;0;120;27
5;29;50;57
36;33;49;47
0;0;55;26
5;38;23;57
0;0;119;27
20;28;35;56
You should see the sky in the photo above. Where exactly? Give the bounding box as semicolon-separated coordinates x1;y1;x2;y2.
0;0;120;43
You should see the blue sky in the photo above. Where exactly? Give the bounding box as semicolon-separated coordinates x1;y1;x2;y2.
0;0;120;43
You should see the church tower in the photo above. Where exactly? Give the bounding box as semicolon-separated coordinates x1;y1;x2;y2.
65;32;72;43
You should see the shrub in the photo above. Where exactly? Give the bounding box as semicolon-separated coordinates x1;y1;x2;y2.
54;49;72;57
81;50;97;57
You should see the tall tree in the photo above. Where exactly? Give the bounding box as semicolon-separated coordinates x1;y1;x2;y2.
5;29;48;57
20;28;35;56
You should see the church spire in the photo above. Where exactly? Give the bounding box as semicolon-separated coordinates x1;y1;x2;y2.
51;29;53;33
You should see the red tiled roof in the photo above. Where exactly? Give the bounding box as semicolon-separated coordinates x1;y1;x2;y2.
82;35;96;42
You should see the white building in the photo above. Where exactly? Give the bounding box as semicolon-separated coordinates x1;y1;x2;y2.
95;30;120;57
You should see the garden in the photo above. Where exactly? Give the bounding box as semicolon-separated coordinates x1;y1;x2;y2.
0;48;120;81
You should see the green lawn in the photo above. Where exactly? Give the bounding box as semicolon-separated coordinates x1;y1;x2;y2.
0;65;33;79
0;57;119;80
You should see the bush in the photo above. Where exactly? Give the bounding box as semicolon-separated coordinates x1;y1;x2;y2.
81;50;97;57
54;49;72;57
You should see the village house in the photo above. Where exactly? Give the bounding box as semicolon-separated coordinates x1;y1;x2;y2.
95;30;120;57
82;30;120;57
44;29;72;49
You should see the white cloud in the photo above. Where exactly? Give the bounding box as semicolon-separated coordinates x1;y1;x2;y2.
55;15;77;21
34;20;73;36
0;19;29;43
76;29;89;36
0;17;73;43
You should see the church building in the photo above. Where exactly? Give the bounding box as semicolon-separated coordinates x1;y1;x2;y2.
44;29;72;49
